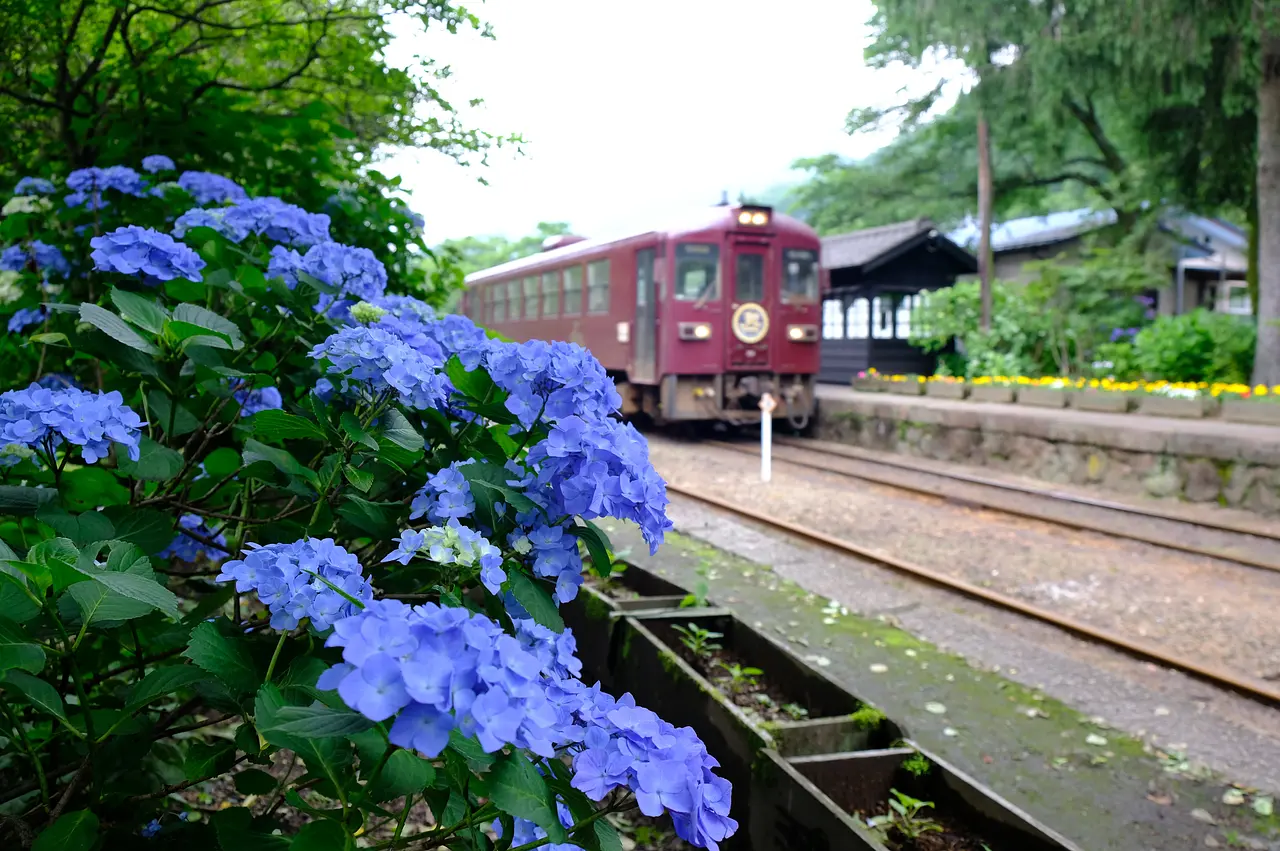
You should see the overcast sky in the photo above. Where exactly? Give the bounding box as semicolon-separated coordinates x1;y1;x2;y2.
382;1;959;244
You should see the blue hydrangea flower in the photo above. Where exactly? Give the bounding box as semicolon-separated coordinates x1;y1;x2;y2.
159;514;229;564
232;382;283;417
221;197;330;247
7;305;48;334
35;374;78;391
1;241;70;278
177;171;247;205
409;463;476;524
382;519;506;593
141;155;175;173
511;523;584;603
0;384;144;464
309;325;448;412
216;538;375;632
65;166;146;207
90;226;206;282
492;802;581;851
484;339;622;429
173;208;239;241
281;242;387;316
140;819;161;838
14;177;55;196
267;245;304;287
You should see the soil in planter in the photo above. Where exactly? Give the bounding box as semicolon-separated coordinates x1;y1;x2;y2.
586;573;643;601
858;801;997;851
611;810;692;850
670;641;809;723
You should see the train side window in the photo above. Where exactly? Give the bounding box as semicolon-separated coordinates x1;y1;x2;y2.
563;266;583;316
822;299;844;339
871;296;893;339
587;259;610;313
783;249;819;303
848;298;870;339
523;276;540;320
674;243;721;302
895;295;913;339
542;271;560;317
507;280;521;320
493;282;507;322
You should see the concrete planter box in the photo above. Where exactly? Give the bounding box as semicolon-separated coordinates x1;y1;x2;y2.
612;612;901;846
883;381;925;396
1137;395;1218;419
968;384;1016;404
749;746;1082;851
851;376;885;392
925;381;969;400
560;563;694;688
1072;389;1134;413
1017;386;1072;408
1222;398;1280;426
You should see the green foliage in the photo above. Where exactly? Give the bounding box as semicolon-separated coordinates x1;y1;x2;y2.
671;623;723;659
911;280;1051;377
716;662;762;695
1131;309;1257;383
900;752;933;778
867;788;944;843
850;705;887;731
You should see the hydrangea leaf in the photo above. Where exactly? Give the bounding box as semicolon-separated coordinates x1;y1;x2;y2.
124;666;208;714
184;621;260;695
0;616;45;674
367;750;435;803
172;304;244;347
185;739;238;781
444;355;497;402
243;439;319;485
211;806;290;851
36;506;115;547
506;570;564;633
78;303;159;355
340;412;379;450
233;768;279;796
379;409;424;453
289;821;352;851
109;287;168;334
67;580;157;625
337;496;399;541
32;810;98;851
459;461;538;514
3;671;68;721
488;753;568;843
259;703;374;742
252;410;327;442
0;485;57;516
576;519;615;579
146;390;200;437
102;506;176;555
115;436;184;482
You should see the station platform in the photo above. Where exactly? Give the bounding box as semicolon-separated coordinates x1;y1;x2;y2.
814;384;1280;514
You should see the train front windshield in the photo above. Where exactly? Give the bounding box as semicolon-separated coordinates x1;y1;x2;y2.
675;243;721;302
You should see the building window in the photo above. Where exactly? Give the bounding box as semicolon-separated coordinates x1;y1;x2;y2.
783;249;819;304
523;276;539;320
895;295;913;339
507;280;521;320
848;298;870;339
587;259;610;313
541;270;560;317
911;292;929;337
492;282;507;322
563;266;583;316
1218;282;1252;316
871;296;893;339
674;243;720;301
822;299;844;339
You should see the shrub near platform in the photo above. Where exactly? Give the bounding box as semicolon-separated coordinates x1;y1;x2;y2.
0;165;743;850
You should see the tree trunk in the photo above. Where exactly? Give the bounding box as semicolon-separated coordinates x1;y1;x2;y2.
1256;26;1280;386
977;110;994;332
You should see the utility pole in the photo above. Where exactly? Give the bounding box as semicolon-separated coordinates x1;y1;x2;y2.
977;110;994;332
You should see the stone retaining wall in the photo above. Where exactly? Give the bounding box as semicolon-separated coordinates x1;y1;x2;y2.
816;393;1280;515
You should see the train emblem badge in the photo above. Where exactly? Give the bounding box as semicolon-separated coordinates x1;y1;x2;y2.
731;302;770;344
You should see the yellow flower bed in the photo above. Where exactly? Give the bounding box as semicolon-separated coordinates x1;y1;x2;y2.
865;372;1280;399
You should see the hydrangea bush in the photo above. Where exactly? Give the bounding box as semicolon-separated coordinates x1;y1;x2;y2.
0;162;732;850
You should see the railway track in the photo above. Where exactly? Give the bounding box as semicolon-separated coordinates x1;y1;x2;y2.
662;479;1280;711
705;436;1280;575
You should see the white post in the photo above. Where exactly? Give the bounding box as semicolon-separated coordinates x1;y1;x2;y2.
759;393;776;483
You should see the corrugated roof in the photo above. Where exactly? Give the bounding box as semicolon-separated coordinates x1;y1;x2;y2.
948;208;1117;252
820;217;936;269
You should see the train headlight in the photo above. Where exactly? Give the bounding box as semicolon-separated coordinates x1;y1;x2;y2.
735;206;772;227
787;324;818;342
679;322;713;341
737;211;753;225
750;211;768;225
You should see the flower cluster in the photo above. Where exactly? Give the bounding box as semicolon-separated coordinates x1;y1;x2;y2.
383;519;506;593
232;382;283;417
216;538;375;631
1;241;70;278
8;305;48;334
409;463;476;524
309;325;448;411
141;155;175;173
270;242;387;314
225;197;331;247
177;171;247;205
492;803;581;851
0;384;144;464
90;226;206;282
159;514;229;564
14;177;55;196
517;523;586;604
65;166;146;207
525;416;672;553
3;196;53;216
485;340;622;428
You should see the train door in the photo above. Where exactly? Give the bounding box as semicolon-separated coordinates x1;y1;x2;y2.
727;244;771;369
632;247;657;383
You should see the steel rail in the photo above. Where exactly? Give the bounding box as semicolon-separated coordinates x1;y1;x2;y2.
664;481;1280;710
705;439;1280;575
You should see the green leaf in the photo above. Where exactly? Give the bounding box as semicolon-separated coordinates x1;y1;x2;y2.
233;768;279;796
444;356;498;402
173;303;244;348
258;703;374;743
79;302;159;354
380;409;424;452
340;412;379;450
593;820;624;851
60;465;131;510
29;332;69;346
103;507;176;554
488;754;567;842
212;806;290;851
576;519;615;578
110;287;169;334
169;320;235;349
67;581;157;625
0;485;57;515
506;571;564;633
4;671;67;721
124;666;208;713
336;496;399;540
164;278;206;302
252;410;327;442
186;739;237;780
0;616;45;674
28;537;79;591
243;439;318;485
116;436;185;482
32;809;98;851
368;750;435;803
36;506;115;547
203;447;242;479
147;390;200;437
290;820;352;851
73;542;180;620
342;465;374;493
184;621;260;695
459;461;538;514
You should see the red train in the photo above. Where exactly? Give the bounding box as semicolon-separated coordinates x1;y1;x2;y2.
460;203;822;426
